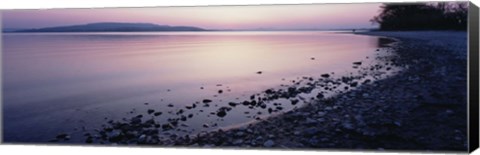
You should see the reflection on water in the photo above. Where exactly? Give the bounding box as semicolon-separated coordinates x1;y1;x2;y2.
3;31;384;143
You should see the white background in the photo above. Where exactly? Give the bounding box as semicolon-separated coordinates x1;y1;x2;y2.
0;0;479;155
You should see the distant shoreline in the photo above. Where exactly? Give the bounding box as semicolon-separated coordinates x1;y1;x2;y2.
2;22;376;33
3;29;369;33
4;29;467;34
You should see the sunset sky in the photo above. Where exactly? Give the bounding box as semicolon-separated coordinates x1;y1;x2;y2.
2;3;382;30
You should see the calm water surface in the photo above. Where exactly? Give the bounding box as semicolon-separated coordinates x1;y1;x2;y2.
2;31;386;143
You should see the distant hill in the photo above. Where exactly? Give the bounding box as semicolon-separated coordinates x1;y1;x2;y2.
9;22;206;32
2;28;28;32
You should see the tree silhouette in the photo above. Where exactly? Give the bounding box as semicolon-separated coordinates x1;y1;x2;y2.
371;2;468;30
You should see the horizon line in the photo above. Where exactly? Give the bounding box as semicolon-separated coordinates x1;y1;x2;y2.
2;22;378;33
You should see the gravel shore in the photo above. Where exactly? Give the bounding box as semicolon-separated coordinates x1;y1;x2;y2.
168;31;468;151
58;31;467;152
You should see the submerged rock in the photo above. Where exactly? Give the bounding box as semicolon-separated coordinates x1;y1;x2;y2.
216;111;227;117
154;112;162;116
202;99;212;103
228;102;238;107
147;109;155;114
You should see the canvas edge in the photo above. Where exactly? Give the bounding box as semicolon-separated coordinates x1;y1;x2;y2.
0;11;4;144
468;1;479;153
0;1;476;153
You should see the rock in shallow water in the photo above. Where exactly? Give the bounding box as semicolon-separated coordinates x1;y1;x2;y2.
217;111;227;117
228;102;238;107
154;112;162;116
147;109;155;114
203;124;209;128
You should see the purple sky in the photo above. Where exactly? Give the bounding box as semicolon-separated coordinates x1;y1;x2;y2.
2;3;381;29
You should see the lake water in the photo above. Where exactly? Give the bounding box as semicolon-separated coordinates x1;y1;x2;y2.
2;31;388;143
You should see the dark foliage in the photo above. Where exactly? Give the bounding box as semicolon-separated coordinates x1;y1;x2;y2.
371;2;468;31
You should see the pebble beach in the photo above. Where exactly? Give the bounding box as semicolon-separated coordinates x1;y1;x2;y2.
160;31;467;151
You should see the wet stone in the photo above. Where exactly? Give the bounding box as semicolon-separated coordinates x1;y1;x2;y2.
228;102;238;107
350;82;358;87
216;111;227;117
235;131;245;137
147;109;155;114
263;140;275;147
305;118;317;126
265;89;274;94
131;117;142;124
203;124;209;128
260;104;267;109
316;93;324;99
85;137;93;143
304;127;319;135
233;139;244;145
342;122;354;130
56;133;69;140
362;93;370;98
291;99;299;105
317;111;327;117
180;116;187;121
154;112;162;116
308;138;319;146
